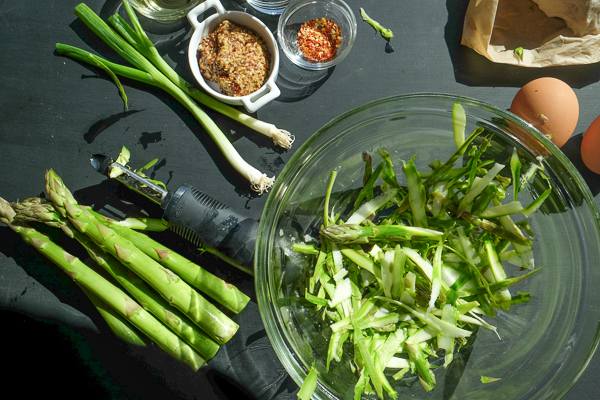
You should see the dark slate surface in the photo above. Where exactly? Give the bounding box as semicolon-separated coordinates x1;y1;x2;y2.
1;1;599;399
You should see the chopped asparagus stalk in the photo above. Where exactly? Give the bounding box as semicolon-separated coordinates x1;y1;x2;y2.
293;106;550;397
452;103;467;148
403;155;428;228
297;363;319;400
360;8;394;40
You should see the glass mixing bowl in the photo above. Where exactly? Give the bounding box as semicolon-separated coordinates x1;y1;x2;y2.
255;93;600;400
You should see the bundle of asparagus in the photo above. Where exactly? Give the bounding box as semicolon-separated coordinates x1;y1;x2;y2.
0;170;250;370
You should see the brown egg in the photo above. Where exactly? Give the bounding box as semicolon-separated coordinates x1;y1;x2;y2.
509;77;579;148
581;115;600;174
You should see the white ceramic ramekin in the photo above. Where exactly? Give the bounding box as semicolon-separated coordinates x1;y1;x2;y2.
187;0;281;113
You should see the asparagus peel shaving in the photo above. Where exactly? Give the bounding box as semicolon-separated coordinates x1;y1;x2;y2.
294;107;551;396
360;8;394;40
0;197;206;371
45;169;239;345
56;2;279;193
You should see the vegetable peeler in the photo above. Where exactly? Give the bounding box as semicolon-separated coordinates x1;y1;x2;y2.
90;154;258;271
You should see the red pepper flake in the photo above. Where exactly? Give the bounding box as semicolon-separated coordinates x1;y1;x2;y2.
296;18;342;62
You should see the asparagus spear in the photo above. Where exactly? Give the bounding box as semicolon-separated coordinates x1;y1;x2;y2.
84;236;221;359
80;286;147;346
17;197;146;345
88;209;250;314
11;198;221;360
0;197;205;370
321;223;443;244
45;169;239;345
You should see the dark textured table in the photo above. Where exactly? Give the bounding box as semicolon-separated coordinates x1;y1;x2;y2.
1;1;599;399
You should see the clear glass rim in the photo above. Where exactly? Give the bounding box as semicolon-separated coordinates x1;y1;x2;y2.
129;0;201;21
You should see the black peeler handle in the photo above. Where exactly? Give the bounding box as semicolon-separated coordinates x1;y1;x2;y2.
162;184;258;269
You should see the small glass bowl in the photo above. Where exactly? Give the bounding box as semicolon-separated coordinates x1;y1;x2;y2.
128;0;202;21
277;0;357;70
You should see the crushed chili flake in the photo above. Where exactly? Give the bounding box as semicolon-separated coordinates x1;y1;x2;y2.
197;20;271;97
296;18;342;62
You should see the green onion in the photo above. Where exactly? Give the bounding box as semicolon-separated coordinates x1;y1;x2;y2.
108;4;294;150
56;2;287;193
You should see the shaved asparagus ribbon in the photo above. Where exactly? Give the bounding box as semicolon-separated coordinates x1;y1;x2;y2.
293;103;551;397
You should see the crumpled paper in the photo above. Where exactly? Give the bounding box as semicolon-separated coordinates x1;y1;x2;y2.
461;0;600;67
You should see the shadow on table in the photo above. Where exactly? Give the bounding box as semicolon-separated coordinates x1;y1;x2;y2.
208;301;300;400
444;0;600;89
562;133;600;196
276;58;335;102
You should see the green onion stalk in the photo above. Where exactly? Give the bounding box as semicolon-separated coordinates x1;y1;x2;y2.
107;2;294;150
0;197;206;371
45;169;239;345
56;2;287;193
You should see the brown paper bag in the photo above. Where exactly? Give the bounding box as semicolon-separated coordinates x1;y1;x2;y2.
461;0;600;67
